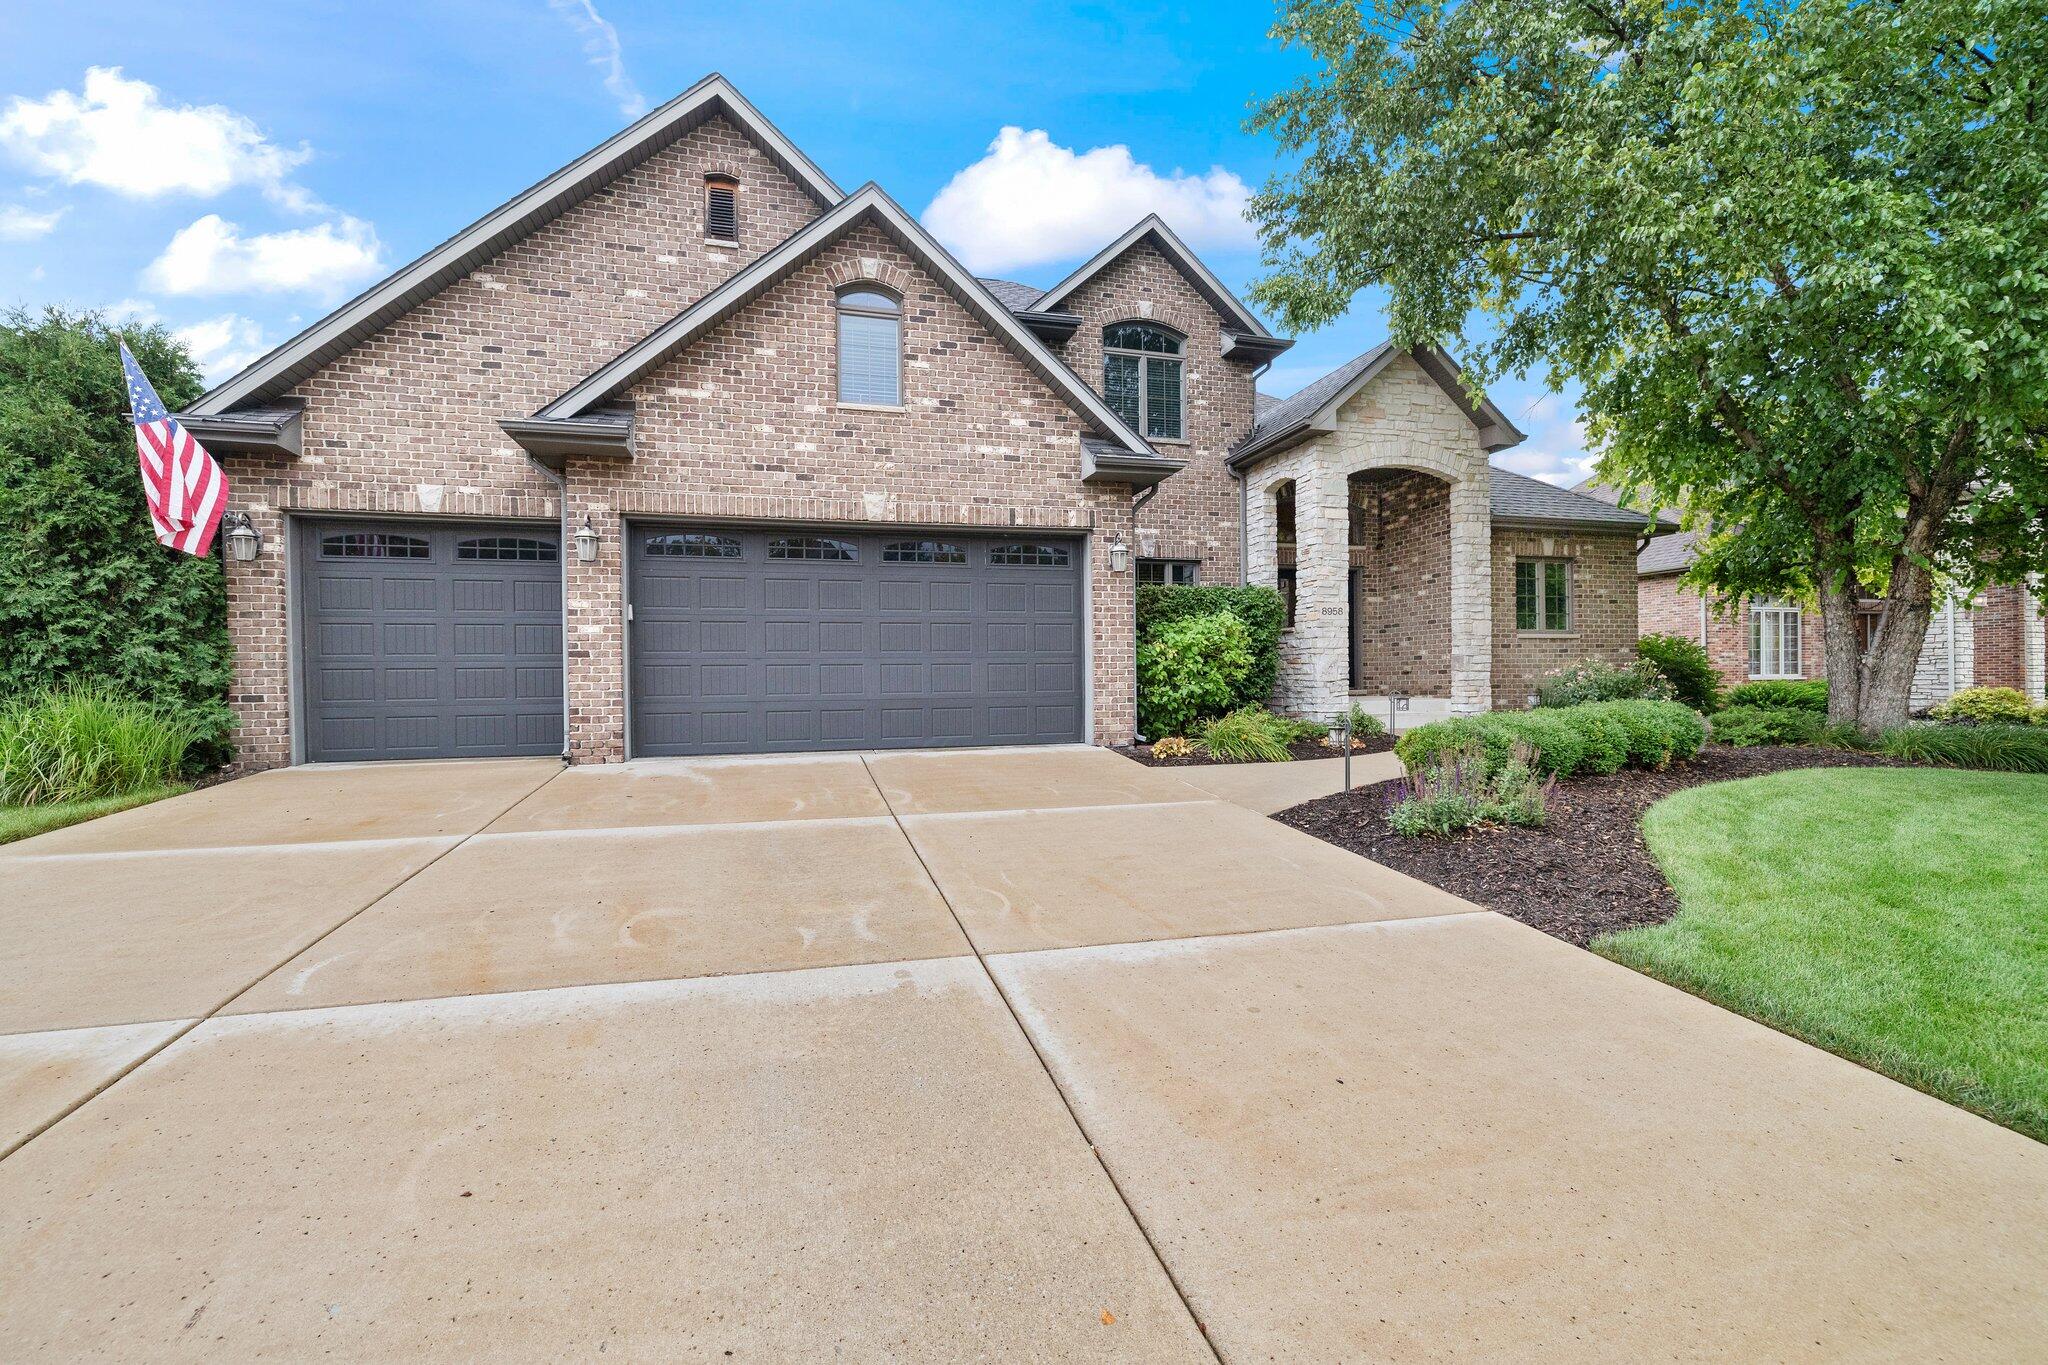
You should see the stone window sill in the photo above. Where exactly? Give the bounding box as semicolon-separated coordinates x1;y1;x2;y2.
705;238;739;249
1147;436;1192;448
1517;630;1581;640
837;402;906;414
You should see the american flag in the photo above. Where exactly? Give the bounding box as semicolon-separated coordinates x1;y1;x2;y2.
121;341;227;557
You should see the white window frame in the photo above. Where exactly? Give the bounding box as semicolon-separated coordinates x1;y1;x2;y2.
1101;323;1185;441
1749;599;1804;678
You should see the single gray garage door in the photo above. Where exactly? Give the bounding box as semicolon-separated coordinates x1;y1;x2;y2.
629;525;1084;756
298;519;564;762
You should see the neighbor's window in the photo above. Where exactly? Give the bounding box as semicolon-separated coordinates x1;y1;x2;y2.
1750;599;1803;678
1137;558;1198;585
704;174;739;242
1101;323;1184;441
1515;559;1572;632
836;286;902;406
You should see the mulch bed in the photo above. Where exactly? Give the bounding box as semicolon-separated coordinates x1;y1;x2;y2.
1120;734;1399;767
1274;745;1899;946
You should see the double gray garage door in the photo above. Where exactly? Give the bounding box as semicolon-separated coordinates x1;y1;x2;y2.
298;518;1084;762
629;525;1085;756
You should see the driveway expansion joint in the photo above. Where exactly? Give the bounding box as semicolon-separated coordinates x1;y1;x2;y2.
856;752;1225;1363
0;762;567;1163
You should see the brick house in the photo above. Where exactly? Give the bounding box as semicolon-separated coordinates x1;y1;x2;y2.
1589;492;2048;708
180;75;1666;768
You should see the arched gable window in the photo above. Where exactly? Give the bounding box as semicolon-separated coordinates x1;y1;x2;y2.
836;286;902;406
1102;322;1184;441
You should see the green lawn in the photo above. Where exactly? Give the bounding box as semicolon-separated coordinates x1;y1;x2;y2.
1597;767;2048;1143
0;785;187;846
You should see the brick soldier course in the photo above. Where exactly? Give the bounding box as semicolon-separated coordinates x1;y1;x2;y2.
184;74;1675;768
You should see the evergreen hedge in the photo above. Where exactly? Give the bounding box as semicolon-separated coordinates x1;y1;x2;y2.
1136;584;1287;710
0;309;233;765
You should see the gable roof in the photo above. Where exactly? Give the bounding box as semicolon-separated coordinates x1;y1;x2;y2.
1491;468;1677;532
534;183;1169;470
186;74;841;416
1031;215;1282;352
976;278;1046;311
1230;343;1525;466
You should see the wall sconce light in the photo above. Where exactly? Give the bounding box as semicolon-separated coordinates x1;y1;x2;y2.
574;514;599;562
222;511;261;562
1109;535;1130;573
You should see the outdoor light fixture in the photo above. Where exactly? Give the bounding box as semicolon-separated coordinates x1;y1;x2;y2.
574;514;599;562
222;511;261;562
1108;535;1130;573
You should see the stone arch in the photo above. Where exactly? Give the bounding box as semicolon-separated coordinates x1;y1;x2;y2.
823;257;915;296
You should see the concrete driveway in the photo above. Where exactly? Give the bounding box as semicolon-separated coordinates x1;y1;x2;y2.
2;748;2044;1359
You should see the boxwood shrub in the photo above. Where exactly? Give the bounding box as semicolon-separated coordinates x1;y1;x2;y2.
1706;704;1825;746
1722;679;1829;712
1395;700;1705;779
1137;584;1286;709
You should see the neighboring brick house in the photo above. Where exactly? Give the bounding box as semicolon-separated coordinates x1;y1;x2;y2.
1587;489;2048;708
180;74;1667;768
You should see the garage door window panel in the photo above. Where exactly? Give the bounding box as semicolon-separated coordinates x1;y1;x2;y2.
646;532;741;559
322;532;428;559
989;542;1070;567
769;536;858;562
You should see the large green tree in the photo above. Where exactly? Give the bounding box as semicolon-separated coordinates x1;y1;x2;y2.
1248;0;2047;731
0;308;233;753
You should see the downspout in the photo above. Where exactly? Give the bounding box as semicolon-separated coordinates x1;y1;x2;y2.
526;453;573;762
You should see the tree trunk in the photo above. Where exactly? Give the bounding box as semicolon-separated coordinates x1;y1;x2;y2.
1858;558;1938;734
1815;565;1867;730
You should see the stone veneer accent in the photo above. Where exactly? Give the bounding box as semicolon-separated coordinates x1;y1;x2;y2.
217;119;1139;768
1491;528;1641;708
1050;241;1258;582
1245;354;1492;719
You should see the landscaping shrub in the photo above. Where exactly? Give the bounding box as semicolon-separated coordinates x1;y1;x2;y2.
1879;723;2048;773
1149;735;1193;759
1283;715;1330;743
1394;700;1704;780
1708;704;1825;747
1534;658;1671;708
1387;740;1550;836
1136;611;1252;738
1722;679;1828;712
0;684;203;805
1136;584;1287;709
1343;701;1388;739
1;311;234;766
1636;633;1721;712
1194;705;1295;762
1930;686;2037;726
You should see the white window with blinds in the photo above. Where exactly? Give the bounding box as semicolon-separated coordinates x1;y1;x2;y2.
1102;323;1184;440
836;287;902;406
1750;599;1803;678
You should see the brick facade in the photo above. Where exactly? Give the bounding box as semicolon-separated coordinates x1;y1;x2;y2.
570;222;1132;760
1050;241;1258;582
217;115;1140;768
1491;529;1641;708
1349;470;1452;695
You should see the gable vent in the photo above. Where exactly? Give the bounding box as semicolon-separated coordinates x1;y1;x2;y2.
705;174;739;242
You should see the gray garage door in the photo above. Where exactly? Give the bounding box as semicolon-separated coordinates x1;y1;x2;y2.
629;525;1084;756
298;519;564;762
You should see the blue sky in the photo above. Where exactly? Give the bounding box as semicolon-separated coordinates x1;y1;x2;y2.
0;0;1591;483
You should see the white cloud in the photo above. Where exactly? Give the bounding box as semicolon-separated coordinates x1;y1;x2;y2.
1495;414;1599;486
143;213;384;300
924;127;1255;275
0;67;316;210
0;203;64;239
548;0;647;120
175;313;266;381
